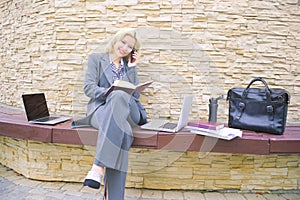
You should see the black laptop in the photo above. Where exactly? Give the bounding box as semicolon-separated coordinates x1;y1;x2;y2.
22;93;70;125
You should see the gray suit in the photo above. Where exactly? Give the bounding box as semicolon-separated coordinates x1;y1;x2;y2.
73;53;147;126
72;53;147;199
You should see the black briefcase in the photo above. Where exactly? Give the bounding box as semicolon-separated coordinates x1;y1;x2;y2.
227;77;290;135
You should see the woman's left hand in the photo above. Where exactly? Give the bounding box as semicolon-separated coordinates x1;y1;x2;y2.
128;51;139;67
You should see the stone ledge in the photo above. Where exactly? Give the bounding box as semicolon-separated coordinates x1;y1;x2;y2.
0;104;300;154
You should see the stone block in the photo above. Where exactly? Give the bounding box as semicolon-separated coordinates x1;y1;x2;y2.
48;163;61;170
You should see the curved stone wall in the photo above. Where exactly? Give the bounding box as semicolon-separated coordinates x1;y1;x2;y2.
1;0;299;122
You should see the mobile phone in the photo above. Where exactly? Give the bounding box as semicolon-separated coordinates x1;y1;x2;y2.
130;48;136;63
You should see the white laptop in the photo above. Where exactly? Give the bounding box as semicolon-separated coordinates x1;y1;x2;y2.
141;95;193;133
22;93;71;125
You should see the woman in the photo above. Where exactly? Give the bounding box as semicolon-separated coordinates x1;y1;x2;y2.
72;28;147;199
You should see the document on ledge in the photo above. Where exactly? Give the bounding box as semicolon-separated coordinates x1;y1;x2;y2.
189;127;243;140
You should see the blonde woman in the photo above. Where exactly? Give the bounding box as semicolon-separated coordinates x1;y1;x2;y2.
72;28;147;199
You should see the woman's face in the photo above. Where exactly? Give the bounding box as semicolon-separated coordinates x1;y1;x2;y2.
113;35;136;58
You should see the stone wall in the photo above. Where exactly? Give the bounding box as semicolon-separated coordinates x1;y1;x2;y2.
0;0;299;122
1;136;299;191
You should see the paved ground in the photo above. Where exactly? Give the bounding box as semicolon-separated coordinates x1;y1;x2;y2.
0;164;299;200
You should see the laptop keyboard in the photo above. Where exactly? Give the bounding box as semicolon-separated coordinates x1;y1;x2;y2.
160;122;178;129
35;116;58;122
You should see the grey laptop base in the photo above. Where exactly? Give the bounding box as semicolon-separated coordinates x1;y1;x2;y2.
141;95;193;133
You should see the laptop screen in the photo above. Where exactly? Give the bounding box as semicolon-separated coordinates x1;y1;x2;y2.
176;95;193;129
22;93;50;121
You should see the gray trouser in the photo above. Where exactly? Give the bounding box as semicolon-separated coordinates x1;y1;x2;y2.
90;90;140;199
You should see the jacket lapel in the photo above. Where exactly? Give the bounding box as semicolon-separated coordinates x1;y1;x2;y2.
101;54;114;85
100;54;135;85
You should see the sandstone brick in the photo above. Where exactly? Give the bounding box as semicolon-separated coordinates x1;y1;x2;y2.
215;179;242;189
48;163;61;170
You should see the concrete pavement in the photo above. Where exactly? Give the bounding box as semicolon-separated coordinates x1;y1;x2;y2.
0;164;299;200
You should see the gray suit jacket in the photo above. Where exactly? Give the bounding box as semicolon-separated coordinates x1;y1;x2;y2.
72;53;147;128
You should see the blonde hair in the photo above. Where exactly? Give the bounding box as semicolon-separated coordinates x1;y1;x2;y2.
105;28;141;54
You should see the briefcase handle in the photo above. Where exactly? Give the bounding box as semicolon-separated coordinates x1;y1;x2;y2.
240;77;274;121
242;77;272;103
